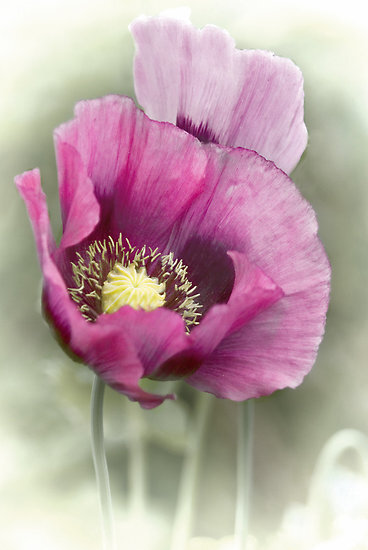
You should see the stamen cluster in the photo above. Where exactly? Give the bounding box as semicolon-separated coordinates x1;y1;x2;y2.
68;235;202;330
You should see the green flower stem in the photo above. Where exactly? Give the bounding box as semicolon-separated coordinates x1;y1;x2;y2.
170;392;212;550
234;399;254;550
127;404;146;516
91;375;117;550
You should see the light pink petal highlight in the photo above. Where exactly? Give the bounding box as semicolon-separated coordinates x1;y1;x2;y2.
131;16;307;173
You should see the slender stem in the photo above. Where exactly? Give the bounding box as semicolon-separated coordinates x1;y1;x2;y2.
234;399;254;550
127;404;146;516
169;392;212;550
91;375;117;550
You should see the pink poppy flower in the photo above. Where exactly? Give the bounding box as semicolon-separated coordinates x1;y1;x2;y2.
130;13;307;174
15;94;330;408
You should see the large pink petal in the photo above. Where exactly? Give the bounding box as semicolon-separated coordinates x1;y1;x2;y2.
131;15;307;174
54;95;208;250
15;169;190;408
169;147;330;399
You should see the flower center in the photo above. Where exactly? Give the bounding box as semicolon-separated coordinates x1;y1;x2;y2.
68;235;202;330
101;263;165;313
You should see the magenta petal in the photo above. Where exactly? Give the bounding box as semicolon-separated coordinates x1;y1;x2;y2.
103;306;191;380
173;148;330;299
131;16;307;173
54;95;207;249
15;169;182;408
15;169;56;260
169;148;330;400
225;250;285;333
152;251;283;380
186;286;328;401
189;251;284;355
55;141;100;249
69;309;188;408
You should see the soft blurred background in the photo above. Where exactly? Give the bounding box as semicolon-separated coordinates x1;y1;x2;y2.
1;0;368;549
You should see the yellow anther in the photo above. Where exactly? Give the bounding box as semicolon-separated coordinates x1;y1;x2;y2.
101;262;166;314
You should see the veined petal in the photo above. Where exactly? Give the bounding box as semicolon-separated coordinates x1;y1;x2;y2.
186;288;328;401
130;15;307;174
55;141;100;250
168;147;330;398
15;169;187;408
54;95;208;250
174;147;329;297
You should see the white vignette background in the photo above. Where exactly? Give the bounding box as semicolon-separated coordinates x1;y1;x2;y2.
1;0;368;549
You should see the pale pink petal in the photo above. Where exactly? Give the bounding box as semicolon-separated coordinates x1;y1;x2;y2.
54;95;207;250
131;16;307;173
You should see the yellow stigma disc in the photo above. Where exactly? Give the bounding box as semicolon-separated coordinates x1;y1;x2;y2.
101;262;166;314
